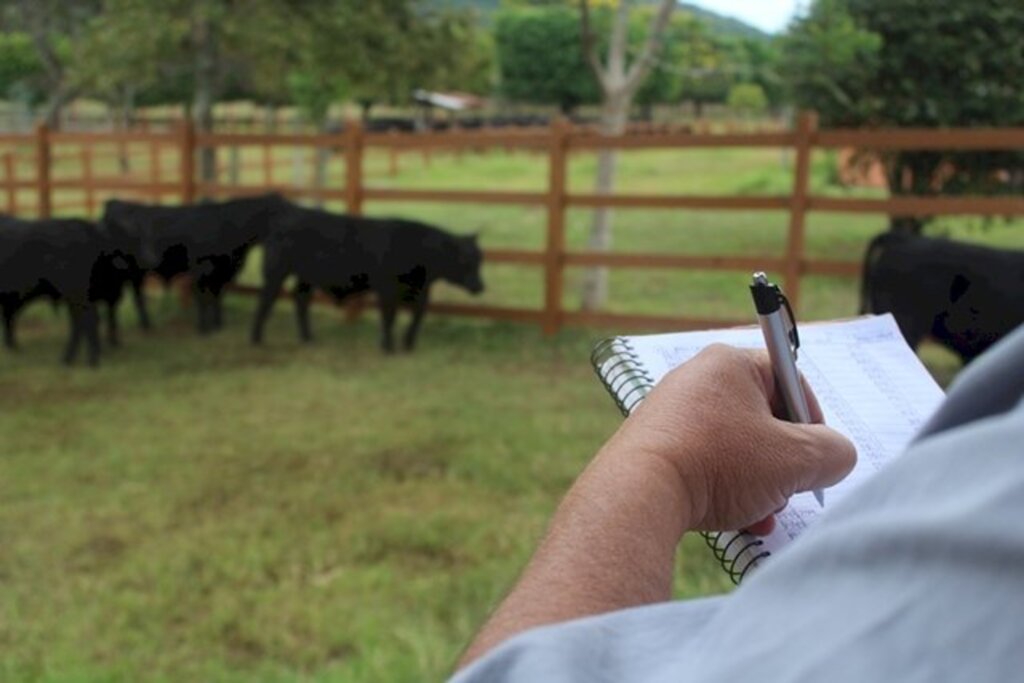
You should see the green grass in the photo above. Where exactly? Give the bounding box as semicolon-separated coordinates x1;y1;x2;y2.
2;143;1022;681
0;301;732;683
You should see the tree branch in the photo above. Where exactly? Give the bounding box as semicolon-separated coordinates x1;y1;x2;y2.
18;0;64;87
578;0;607;93
623;0;676;95
607;0;631;83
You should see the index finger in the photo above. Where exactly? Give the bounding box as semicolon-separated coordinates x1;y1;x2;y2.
744;348;826;425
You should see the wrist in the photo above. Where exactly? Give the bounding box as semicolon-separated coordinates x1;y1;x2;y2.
587;432;701;546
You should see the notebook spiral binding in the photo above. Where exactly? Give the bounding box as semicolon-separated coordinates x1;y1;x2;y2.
591;336;772;584
590;337;656;417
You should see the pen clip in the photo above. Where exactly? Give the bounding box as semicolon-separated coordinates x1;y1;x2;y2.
778;290;800;361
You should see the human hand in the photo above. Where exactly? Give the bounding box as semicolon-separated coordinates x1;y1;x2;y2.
603;344;856;535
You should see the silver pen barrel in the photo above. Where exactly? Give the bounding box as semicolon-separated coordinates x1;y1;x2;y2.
751;272;823;505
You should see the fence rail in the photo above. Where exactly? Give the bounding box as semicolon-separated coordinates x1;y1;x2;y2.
2;112;1023;333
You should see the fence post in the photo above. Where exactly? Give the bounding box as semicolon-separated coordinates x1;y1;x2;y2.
179;119;196;204
4;152;17;215
149;139;161;202
543;118;570;336
35;123;51;219
344;119;364;215
178;120;196;309
81;145;95;216
387;131;400;177
344;119;366;322
262;141;273;186
784;111;816;312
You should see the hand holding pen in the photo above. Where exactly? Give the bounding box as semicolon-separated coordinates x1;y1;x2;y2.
750;272;825;507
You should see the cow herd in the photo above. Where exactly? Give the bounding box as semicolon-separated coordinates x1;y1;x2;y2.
2;193;1021;370
0;194;485;366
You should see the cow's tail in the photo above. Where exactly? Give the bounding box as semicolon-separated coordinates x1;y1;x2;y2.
859;231;893;314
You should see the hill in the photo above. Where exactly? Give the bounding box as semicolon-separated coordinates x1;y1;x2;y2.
429;1;769;41
676;2;771;40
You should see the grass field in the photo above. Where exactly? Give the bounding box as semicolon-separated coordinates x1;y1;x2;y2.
2;143;1022;681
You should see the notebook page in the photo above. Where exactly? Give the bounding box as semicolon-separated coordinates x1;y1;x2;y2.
619;315;945;555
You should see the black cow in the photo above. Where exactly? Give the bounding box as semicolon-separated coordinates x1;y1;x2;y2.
102;194;287;333
860;231;1024;363
251;209;484;352
0;216;139;365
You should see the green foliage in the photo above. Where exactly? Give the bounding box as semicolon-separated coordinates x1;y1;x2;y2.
782;0;1024;228
0;32;43;104
494;6;600;112
780;0;882;125
727;82;767;115
669;18;785;112
276;1;491;122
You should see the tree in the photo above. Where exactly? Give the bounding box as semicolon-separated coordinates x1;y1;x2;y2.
69;0;317;181
578;0;675;311
727;82;767;118
782;0;1024;232
494;7;600;114
0;32;44;108
0;0;101;128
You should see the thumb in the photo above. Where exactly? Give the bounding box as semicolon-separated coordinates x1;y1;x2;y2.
773;422;858;495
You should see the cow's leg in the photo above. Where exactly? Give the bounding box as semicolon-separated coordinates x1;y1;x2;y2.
2;301;16;350
63;304;85;365
194;281;213;334
295;280;314;342
212;291;225;331
375;284;399;353
84;304;100;367
130;274;151;330
251;271;286;345
403;287;429;352
106;301;120;347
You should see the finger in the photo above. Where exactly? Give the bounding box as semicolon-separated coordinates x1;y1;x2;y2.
774;422;858;493
740;349;824;424
800;372;825;424
744;515;776;536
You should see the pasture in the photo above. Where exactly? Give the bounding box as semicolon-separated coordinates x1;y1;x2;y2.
2;143;1020;681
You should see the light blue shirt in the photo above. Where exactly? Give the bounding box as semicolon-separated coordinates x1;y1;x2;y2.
453;324;1024;683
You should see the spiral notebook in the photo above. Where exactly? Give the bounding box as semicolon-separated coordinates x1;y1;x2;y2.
591;314;945;583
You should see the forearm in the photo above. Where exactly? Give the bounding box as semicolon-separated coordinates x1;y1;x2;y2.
456;346;857;670
458;437;694;668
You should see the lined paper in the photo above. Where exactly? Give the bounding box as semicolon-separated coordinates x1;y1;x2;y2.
618;315;945;555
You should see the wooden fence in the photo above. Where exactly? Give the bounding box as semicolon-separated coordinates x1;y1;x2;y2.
3;112;1024;334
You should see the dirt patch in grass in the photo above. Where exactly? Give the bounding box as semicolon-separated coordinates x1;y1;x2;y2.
371;441;454;482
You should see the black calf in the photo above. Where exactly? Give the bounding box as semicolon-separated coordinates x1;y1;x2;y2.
251;209;484;352
860;231;1024;363
102;194;287;334
0;216;120;365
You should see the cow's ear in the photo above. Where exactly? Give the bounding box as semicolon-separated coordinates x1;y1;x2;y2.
949;274;971;303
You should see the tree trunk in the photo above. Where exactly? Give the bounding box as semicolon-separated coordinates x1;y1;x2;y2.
312;119;331;208
41;87;73;131
115;87;135;174
291;117;305;189
263;104;277;133
577;0;676;311
580;95;630;311
193;15;218;185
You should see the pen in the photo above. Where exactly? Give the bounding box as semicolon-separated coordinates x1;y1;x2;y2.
749;272;824;507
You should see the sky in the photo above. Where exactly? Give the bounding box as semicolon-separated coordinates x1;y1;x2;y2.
683;0;806;34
